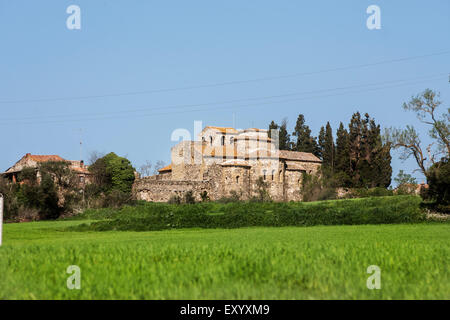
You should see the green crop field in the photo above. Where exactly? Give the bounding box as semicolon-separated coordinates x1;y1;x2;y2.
0;219;449;299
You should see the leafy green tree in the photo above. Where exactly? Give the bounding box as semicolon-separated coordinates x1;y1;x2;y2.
394;170;417;186
423;159;449;209
90;152;136;194
104;152;136;194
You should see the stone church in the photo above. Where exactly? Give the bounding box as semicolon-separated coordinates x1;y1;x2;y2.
133;126;321;202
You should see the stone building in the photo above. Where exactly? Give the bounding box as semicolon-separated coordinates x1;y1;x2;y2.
133;126;321;202
1;153;92;187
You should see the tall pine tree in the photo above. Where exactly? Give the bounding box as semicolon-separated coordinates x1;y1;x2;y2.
268;121;279;138
343;112;392;188
292;114;320;156
318;126;326;160
335;122;351;186
322;122;335;173
279;119;291;151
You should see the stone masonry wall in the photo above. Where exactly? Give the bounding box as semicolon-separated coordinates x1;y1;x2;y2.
133;179;210;202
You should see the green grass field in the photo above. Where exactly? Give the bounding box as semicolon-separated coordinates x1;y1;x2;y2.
1;219;449;299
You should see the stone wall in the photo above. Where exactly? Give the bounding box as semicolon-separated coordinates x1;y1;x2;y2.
133;178;210;202
133;159;322;203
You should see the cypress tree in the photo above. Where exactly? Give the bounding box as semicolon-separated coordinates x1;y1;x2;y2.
347;112;392;188
367;116;392;187
268;121;279;138
335;122;351;187
292;114;320;156
323;122;335;173
318;126;326;160
279;119;291;151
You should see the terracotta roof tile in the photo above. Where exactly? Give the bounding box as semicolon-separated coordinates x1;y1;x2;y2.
26;154;66;162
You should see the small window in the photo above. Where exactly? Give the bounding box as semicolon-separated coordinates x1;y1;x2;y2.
236;176;239;183
271;170;275;181
230;137;234;144
202;137;205;142
263;170;267;181
210;136;213;146
221;136;225;146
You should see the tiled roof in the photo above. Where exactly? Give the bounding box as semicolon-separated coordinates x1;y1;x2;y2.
25;153;65;162
278;150;321;162
158;164;172;172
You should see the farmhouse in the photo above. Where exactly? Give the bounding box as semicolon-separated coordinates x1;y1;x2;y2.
133;126;321;202
1;153;92;186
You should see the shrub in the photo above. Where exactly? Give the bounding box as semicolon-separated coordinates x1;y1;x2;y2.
354;187;394;198
103;190;132;208
218;190;242;203
301;173;336;202
254;177;271;202
168;194;181;204
421;159;450;213
184;191;196;204
71;195;426;232
200;191;210;202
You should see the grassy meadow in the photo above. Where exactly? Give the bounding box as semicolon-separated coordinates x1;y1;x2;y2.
0;196;449;300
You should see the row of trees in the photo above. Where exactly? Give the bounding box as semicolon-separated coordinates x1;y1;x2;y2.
269;112;392;188
269;88;448;210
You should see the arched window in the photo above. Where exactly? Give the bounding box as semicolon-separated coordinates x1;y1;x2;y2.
221;136;225;146
210;136;213;146
202;137;205;142
271;170;275;181
263;170;267;181
236;176;239;184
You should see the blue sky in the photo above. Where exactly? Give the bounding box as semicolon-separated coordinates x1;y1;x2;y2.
0;0;449;185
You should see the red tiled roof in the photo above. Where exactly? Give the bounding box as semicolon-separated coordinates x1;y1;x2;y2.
25;153;65;162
